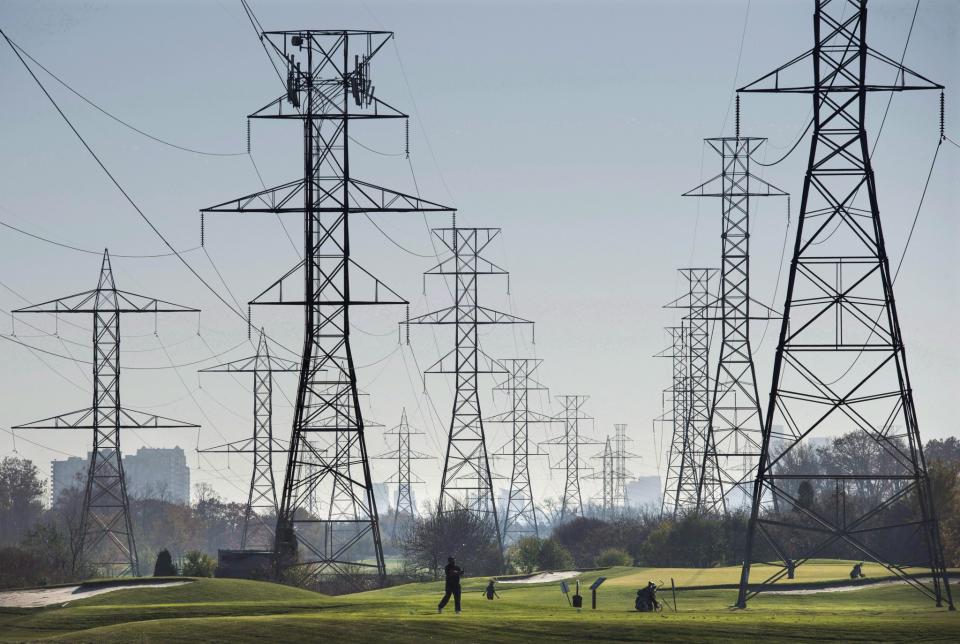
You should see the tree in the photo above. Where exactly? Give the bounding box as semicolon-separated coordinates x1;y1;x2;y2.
507;536;542;574
0;456;45;546
399;507;501;578
926;438;960;465
537;538;574;571
181;550;216;577
154;549;177;576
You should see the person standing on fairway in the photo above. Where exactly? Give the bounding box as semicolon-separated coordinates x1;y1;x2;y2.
438;557;464;614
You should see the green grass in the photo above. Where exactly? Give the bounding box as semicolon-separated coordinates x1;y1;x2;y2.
0;563;956;642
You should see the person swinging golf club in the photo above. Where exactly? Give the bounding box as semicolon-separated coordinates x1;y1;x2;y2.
438;556;464;614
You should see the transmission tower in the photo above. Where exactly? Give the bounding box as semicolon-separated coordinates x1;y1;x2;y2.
591;436;614;519
611;423;639;511
488;358;550;544
13;250;197;577
545;395;596;523
664;269;717;514
373;408;433;539
683;136;786;515
657;325;695;519
202;29;453;584
197;328;298;550
735;0;952;609
407;227;531;551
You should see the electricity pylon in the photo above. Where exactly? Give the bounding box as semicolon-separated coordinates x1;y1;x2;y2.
591;436;614;518
658;325;695;519
545;395;596;523
735;0;952;609
488;358;550;545
373;408;432;539
683;135;786;515
13;250;197;577
611;423;640;511
197;328;298;550
665;269;717;514
407;227;532;551
203;29;453;585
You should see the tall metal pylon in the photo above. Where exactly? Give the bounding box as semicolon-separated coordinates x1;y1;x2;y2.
591;436;614;518
197;328;298;550
545;395;595;523
373;408;432;539
407;227;531;551
683;136;786;515
611;423;639;511
488;358;550;545
735;0;952;609
658;324;695;519
203;29;453;584
665;269;717;514
13;251;197;577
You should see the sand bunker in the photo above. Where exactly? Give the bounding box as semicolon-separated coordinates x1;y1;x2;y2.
0;581;191;608
767;578;928;595
499;571;581;585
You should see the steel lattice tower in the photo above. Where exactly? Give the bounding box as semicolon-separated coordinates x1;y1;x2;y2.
203;29;453;584
594;436;614;518
373;409;432;539
684;138;786;515
545;395;595;523
611;423;638;511
408;227;531;550
198;329;298;550
735;0;952;609
665;269;717;514
488;358;550;544
13;251;197;577
658;325;695;519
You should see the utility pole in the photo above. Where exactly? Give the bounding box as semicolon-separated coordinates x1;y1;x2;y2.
664;269;717;514
13;250;197;577
683;132;786;515
545;395;595;524
488;358;550;545
407;227;532;551
373;408;432;540
735;0;952;609
658;325;695;519
203;29;453;585
197;328;298;550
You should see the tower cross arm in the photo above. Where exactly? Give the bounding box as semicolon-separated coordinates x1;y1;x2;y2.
737;46;941;94
14;289;198;314
202;178;453;215
13;407;200;429
682;172;787;198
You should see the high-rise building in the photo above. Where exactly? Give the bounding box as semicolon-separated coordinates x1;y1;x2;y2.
50;446;191;505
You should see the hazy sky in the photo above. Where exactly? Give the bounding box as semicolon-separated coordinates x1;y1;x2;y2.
0;0;957;507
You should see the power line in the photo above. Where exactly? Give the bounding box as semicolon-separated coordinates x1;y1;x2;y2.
5;36;246;157
0;217;201;258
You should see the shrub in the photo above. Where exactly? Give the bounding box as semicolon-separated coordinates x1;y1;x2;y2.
153;549;177;577
181;550;216;577
596;547;632;567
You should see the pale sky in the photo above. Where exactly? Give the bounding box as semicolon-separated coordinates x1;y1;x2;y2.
0;0;957;507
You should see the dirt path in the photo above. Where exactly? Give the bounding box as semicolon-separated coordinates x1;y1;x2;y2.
0;581;191;608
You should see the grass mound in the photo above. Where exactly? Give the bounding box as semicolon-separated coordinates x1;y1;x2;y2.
0;564;955;642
